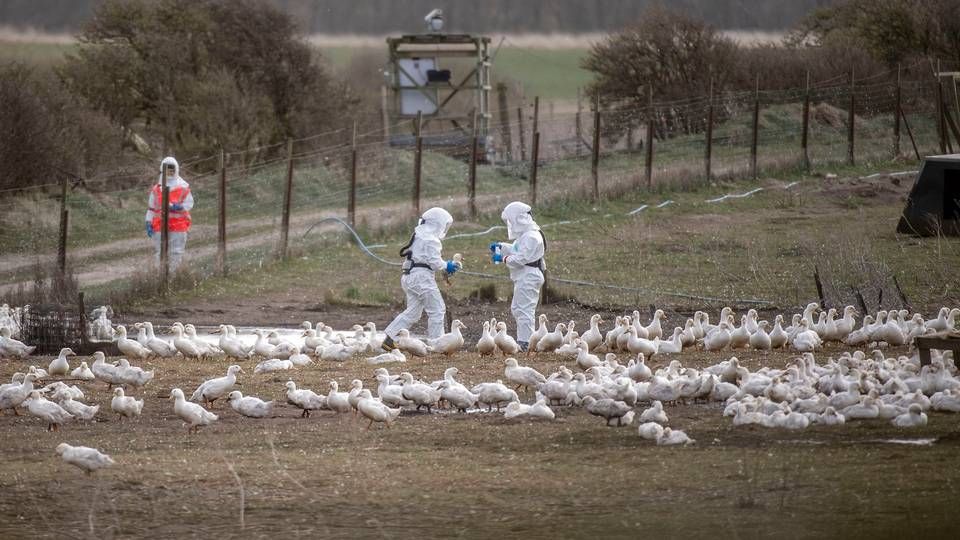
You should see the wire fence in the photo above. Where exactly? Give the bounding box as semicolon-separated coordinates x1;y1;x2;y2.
0;66;954;304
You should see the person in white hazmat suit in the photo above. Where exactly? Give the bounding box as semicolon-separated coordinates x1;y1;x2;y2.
382;208;462;350
491;201;545;352
145;156;194;272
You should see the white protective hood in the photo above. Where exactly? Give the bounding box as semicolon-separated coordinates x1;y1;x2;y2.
414;207;453;241
157;156;182;185
501;201;540;240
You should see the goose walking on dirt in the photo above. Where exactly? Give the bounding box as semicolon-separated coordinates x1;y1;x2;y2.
171;388;218;433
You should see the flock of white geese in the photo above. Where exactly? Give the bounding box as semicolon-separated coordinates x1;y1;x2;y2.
0;303;958;474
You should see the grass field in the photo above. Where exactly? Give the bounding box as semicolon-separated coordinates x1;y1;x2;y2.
2;344;959;538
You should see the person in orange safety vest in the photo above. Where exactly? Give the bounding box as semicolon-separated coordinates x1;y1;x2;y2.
145;156;194;272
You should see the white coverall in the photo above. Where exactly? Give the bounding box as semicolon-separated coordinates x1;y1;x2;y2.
499;202;545;344
145;156;194;272
384;208;454;340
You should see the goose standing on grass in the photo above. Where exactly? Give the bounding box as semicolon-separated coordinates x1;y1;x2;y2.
471;380;519;411
171;325;202;359
59;395;99;421
581;314;604;351
25;391;73;431
376;374;412;408
582;396;635;427
575;339;602;371
702;322;732;352
48;348;75;376
226;391;274;418
428;320;466;355
91;352;122;388
769;316;789;349
494;322;520;355
400;372;441;412
215;324;251;360
357;389;402;428
285;381;327;417
644;310;666;340
141;322;177;358
476;321;497;356
504;357;547;393
110;387;144;421
326;381;353;414
190;365;243;407
0;373;39;415
115;359;155;388
115;326;151;360
528;315;549;352
749;321;772;350
170;388;218;432
252;330;279;359
626;327;658;356
56;443;114;475
71;361;95;381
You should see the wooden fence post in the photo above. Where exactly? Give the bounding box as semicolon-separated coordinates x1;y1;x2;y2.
705;77;714;183
645;87;654;190
349;120;358;228
847;69;856;166
937;59;946;154
380;85;391;143
496;82;512;162
216;148;226;276
801;71;811;171
469;110;479;219
529;131;540;205
750;75;760;180
279;138;294;260
894;64;902;160
576;87;583;156
57;175;68;276
413;111;423;217
591;93;601;200
531;96;540;158
517;106;527;161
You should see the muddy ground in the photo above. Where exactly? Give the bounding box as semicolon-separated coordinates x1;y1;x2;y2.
1;342;959;539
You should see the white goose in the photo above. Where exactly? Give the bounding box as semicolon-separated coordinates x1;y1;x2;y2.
48;347;75;376
91;352;123;388
397;329;429;357
227;391;274;418
476;321;497;356
111;387;144;420
536;323;566;353
71;361;95;381
190;364;243;406
504;357;547;392
171;388;218;432
215;324;251;359
115;358;155;388
171;325;203;359
59;395;99;421
471;380;518;411
285;381;327;417
581;314;604;351
427;320;466;355
140;322;177;358
0;373;38;414
400;372;441;412
357;389;402;428
528;315;549;352
56;443;114;474
493;322;520;355
25;391;73;431
326;381;353;413
116;325;151;360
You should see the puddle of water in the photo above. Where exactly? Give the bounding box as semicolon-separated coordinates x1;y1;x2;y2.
869;438;937;446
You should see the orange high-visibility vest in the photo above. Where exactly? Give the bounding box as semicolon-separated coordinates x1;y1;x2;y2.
150;184;192;233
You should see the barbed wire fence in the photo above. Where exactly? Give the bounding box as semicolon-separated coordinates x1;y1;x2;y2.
0;63;954;308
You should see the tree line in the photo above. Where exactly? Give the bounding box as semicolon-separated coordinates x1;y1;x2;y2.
3;0;828;33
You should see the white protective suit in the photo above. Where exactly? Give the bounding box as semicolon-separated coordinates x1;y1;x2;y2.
383;208;454;340
498;202;545;344
145;156;194;272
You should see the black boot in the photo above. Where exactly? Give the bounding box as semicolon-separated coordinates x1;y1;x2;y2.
382;335;399;351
